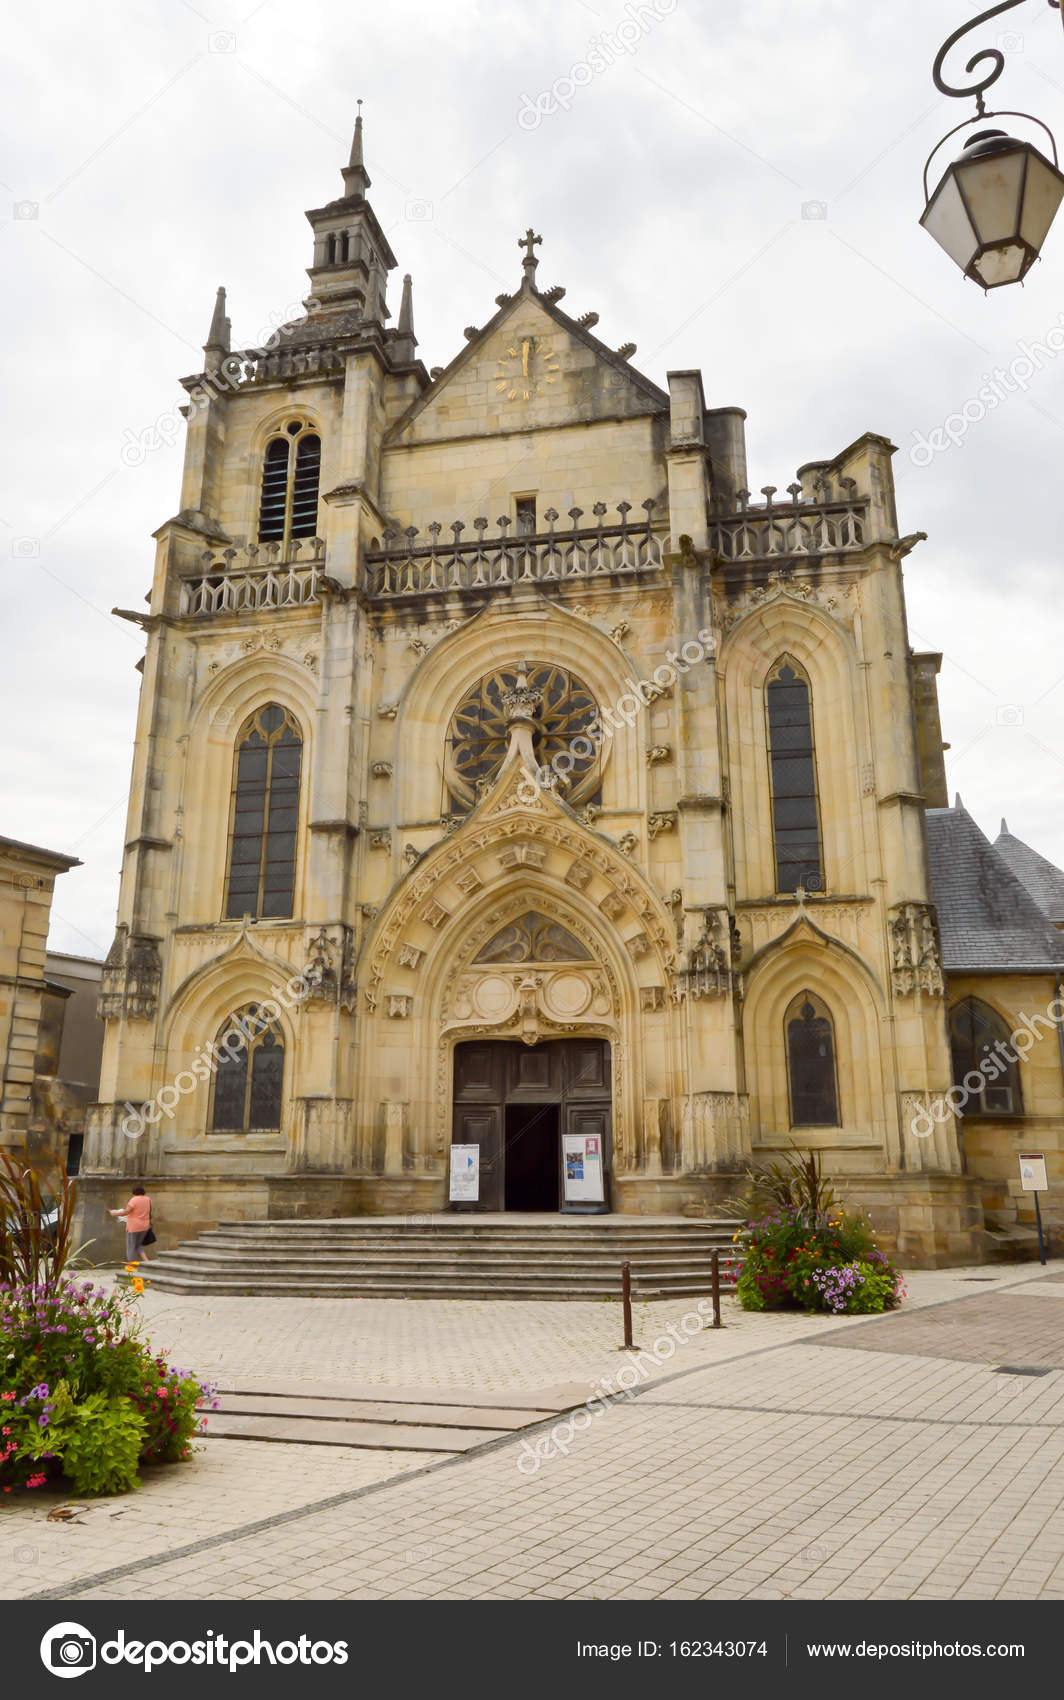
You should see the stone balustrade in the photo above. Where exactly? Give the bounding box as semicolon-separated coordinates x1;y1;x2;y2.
365;501;665;599
179;537;326;616
709;484;868;564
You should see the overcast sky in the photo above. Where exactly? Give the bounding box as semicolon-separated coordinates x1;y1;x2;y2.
4;0;1064;958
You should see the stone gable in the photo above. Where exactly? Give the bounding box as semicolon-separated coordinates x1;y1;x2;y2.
387;292;666;448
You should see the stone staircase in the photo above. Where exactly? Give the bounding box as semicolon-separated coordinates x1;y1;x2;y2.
142;1215;741;1300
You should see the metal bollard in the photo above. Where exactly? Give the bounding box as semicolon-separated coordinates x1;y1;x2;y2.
621;1259;634;1350
710;1248;722;1328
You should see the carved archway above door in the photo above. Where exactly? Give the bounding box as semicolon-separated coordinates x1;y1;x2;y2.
441;889;619;1046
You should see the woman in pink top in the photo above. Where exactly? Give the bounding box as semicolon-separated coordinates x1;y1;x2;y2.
109;1185;153;1262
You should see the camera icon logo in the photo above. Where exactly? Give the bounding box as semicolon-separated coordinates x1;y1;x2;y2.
801;199;828;221
13;200;39;221
13;537;40;557
40;1622;97;1679
404;199;434;222
208;30;237;52
996;704;1024;727
997;30;1023;54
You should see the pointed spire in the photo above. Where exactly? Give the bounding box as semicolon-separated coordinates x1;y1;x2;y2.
392;273;417;363
1000;817;1009;836
204;286;230;354
954;792;964;810
342;101;371;199
203;286;230;374
398;273;414;336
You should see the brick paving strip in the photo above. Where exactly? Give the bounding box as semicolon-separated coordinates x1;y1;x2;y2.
821;1283;1064;1369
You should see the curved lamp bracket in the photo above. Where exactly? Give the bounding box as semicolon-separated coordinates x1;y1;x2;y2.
932;0;1028;114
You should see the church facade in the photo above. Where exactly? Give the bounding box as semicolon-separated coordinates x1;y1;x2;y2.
78;119;1064;1266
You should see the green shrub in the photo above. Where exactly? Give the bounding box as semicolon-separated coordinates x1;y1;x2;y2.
1;1278;216;1496
53;1391;147;1496
732;1150;905;1316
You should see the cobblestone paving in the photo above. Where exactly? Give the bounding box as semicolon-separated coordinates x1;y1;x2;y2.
0;1440;444;1602
60;1343;1064;1602
117;1261;1044;1397
4;1262;1061;1603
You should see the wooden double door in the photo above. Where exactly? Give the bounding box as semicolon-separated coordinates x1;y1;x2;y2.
452;1038;611;1212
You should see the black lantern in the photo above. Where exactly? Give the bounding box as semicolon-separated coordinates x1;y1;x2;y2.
922;2;1064;288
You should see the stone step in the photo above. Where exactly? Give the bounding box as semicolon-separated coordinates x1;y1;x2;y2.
216;1391;538;1430
204;1411;509;1451
197;1232;737;1251
205;1218;737;1234
146;1214;743;1300
143;1272;733;1299
150;1248;738;1271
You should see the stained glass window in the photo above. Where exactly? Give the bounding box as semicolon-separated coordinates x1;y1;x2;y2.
949;997;1022;1116
210;1005;284;1132
224;704;302;920
767;659;823;894
446;664;599;809
785;991;840;1126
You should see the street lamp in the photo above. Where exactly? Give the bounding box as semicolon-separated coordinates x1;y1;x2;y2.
922;1;1064;288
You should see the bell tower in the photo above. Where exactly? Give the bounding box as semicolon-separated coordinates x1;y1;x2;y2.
303;108;397;321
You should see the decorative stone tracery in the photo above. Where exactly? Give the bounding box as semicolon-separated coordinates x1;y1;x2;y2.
888;902;944;997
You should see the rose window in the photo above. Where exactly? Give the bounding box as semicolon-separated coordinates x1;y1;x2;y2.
445;663;600;809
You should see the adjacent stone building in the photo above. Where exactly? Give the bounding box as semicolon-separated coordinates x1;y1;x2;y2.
0;834;81;1157
78;118;1064;1264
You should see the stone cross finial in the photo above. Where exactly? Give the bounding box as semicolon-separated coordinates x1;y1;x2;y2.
519;227;542;281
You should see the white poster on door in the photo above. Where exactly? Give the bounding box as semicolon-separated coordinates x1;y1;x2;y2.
449;1143;480;1202
563;1133;604;1203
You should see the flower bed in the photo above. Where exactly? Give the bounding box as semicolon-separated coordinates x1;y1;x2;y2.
1;1276;216;1496
735;1208;905;1315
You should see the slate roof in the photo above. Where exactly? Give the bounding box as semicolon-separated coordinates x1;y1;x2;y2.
993;822;1064;925
925;803;1064;972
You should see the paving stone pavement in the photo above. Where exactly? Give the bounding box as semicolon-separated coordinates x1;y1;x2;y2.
4;1261;1062;1603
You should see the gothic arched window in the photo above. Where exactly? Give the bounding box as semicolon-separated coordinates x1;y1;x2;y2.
785;991;840;1126
210;1005;284;1132
949;997;1022;1116
257;421;321;545
445;663;600;811
766;659;823;894
224;704;302;920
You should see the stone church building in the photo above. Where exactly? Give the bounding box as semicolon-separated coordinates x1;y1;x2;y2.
79;118;1064;1265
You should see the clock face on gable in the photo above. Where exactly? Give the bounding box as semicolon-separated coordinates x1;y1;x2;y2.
494;334;561;402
